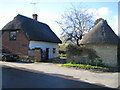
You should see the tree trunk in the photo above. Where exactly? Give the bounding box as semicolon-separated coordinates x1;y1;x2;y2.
76;39;80;46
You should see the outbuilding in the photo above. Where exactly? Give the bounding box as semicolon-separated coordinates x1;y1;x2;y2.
80;20;119;67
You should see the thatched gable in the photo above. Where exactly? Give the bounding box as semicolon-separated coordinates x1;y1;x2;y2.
2;14;62;43
80;20;119;44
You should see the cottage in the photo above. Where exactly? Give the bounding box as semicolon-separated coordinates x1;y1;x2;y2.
1;14;62;60
80;20;119;67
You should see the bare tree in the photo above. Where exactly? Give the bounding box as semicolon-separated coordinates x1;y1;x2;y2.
56;7;94;46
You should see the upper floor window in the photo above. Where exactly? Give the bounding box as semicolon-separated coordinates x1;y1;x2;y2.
9;31;17;41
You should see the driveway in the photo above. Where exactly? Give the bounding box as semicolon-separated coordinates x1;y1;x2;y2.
0;61;119;88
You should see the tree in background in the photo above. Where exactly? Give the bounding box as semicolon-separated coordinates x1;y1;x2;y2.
94;18;104;25
56;6;94;46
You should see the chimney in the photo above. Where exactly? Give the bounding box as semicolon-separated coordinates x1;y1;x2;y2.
32;14;38;20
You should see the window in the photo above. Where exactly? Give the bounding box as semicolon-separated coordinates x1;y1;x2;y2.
53;48;56;54
10;31;17;41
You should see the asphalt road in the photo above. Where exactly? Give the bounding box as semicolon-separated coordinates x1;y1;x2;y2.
2;66;115;89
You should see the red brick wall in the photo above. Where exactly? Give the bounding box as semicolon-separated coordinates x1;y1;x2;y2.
28;49;42;61
2;30;29;56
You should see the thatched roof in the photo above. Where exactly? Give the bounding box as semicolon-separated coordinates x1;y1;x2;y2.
80;20;119;44
2;14;62;43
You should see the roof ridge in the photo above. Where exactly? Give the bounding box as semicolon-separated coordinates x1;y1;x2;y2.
2;14;62;43
80;20;119;44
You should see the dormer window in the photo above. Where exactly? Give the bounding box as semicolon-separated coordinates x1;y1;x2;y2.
9;31;17;41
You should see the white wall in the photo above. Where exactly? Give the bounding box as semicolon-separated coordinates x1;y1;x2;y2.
86;44;118;67
29;41;59;59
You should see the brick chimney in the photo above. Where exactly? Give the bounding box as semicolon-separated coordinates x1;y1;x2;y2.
32;14;38;20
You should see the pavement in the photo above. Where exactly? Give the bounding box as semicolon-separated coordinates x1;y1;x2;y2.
0;61;119;88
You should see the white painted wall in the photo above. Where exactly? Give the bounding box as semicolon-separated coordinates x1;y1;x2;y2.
29;41;59;59
86;44;118;67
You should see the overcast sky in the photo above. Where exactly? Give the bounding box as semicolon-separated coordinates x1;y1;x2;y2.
0;0;119;37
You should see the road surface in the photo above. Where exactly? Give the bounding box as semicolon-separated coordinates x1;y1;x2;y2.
2;66;114;89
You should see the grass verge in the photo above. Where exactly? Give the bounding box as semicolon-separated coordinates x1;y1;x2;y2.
62;63;109;71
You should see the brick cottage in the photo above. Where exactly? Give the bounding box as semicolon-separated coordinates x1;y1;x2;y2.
1;14;62;61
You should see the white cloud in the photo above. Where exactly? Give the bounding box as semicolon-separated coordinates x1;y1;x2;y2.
0;9;32;30
87;8;118;35
87;7;110;19
35;12;61;38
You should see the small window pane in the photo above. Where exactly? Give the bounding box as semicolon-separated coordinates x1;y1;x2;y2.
10;31;16;40
53;48;56;54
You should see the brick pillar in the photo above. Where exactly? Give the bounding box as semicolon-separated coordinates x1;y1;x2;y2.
34;49;41;61
28;48;42;61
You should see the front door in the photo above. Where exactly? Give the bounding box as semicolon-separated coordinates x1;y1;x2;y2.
46;48;49;59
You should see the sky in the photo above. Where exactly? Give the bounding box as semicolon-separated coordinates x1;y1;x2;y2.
0;0;119;37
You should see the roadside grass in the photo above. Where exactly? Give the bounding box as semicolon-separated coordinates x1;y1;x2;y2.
17;58;119;72
62;62;111;71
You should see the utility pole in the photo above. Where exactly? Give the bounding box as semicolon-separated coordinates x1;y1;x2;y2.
30;2;38;14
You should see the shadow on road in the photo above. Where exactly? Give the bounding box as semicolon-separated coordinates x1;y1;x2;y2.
2;66;117;89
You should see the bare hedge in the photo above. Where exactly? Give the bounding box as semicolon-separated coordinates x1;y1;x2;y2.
66;44;103;66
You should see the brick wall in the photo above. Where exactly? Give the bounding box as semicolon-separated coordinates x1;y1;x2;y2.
2;30;29;56
28;49;42;61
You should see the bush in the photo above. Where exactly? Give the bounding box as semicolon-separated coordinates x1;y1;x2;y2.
67;44;99;59
59;44;67;51
59;53;66;57
66;44;103;66
66;44;82;55
59;44;67;58
59;50;66;54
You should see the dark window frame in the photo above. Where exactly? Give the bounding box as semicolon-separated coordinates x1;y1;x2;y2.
53;48;56;54
9;31;17;41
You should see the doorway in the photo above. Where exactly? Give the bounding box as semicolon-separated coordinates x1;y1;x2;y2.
46;48;49;59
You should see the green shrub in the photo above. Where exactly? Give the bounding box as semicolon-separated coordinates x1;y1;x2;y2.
59;44;67;51
89;59;103;66
59;53;67;57
66;44;104;66
66;44;99;59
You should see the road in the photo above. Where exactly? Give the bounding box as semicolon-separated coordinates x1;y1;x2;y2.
1;66;114;89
